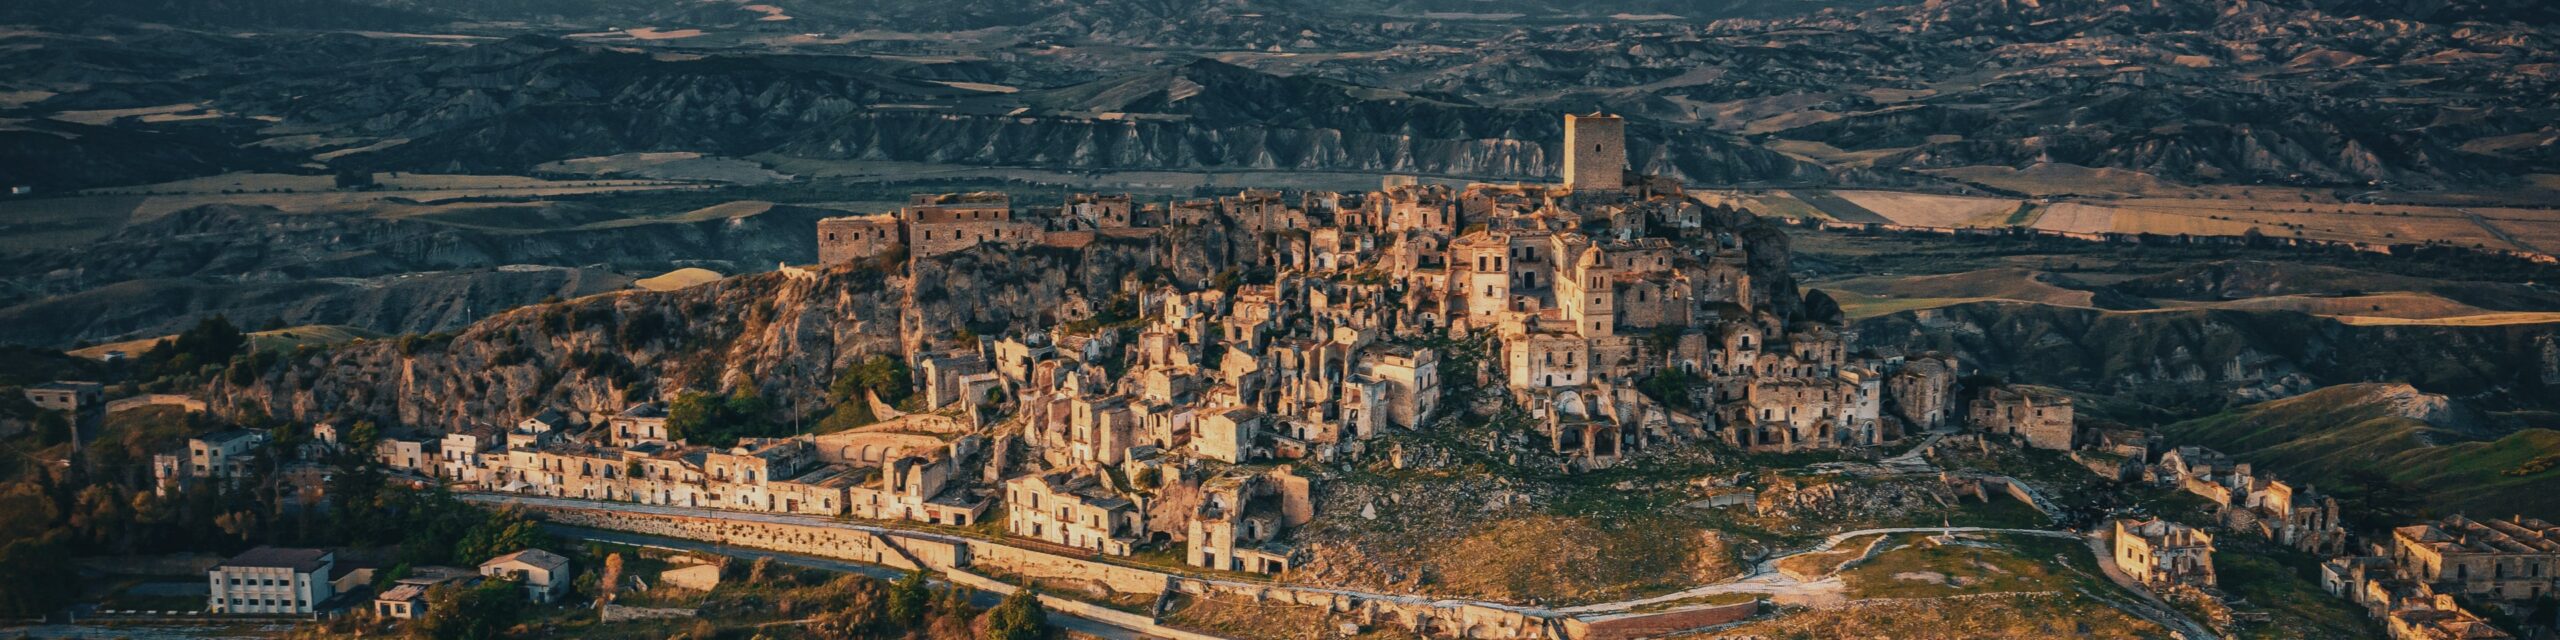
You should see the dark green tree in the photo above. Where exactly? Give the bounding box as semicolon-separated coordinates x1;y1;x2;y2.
983;589;1052;640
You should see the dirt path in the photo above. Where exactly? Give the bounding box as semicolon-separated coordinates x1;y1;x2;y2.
2462;208;2543;254
1555;527;2082;616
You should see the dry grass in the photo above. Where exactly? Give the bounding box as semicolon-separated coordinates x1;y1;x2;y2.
48;102;207;126
1815;268;2097;318
1704;593;2165;640
2164;292;2490;319
0;193;144;250
47;171;709;221
1159;594;1424;640
1831;191;2022;227
2022;202;2118;234
2328;312;2560;326
1763;139;1907;167
1774;534;1884;580
1921;163;2183;198
1693;190;1828;221
69;324;383;359
636;268;726;292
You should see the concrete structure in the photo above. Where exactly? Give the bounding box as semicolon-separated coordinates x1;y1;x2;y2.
23;381;102;415
481;548;575;604
208;547;335;615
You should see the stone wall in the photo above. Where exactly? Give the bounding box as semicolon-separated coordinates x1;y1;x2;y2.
963;539;1173;596
1565;602;1758;640
515;499;1574;640
526;505;929;571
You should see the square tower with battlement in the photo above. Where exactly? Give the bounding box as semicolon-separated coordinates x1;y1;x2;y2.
1563;113;1626;191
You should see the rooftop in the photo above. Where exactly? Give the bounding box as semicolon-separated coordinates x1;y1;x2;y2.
222;546;332;573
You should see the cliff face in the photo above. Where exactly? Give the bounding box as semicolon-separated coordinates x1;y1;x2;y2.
1852;301;2560;411
213;227;1224;427
214;210;1807;430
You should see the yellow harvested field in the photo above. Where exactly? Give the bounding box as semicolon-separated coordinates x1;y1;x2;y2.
1764;139;1906;167
1693;190;1827;220
0;194;145;251
1922;163;2183;198
2331;312;2560;327
2023;202;2116;234
2013;197;2559;250
67;172;704;220
69;325;383;360
311;137;409;161
636;268;726;292
2164;293;2491;319
48;103;205;126
625;27;706;40
1831;190;2021;227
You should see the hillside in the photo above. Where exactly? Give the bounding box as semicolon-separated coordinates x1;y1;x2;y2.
209;204;1808;430
1850;301;2560;413
2162;383;2560;518
0;201;827;346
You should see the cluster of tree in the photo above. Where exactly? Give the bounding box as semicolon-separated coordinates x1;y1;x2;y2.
133;315;249;382
416;576;526;640
667;387;781;448
804;570;1051;640
329;465;553;567
1637;367;1702;412
819;355;912;432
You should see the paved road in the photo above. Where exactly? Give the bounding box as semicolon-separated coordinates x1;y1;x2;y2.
470;493;1560;616
2082;532;2222;640
549;525;1155;640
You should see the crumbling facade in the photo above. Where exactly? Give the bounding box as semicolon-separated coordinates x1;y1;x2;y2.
2112;518;2216;588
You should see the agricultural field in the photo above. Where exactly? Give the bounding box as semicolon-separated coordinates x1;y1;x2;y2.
636;268;727;292
1920;163;2188;199
1830;190;2025;227
68;325;385;360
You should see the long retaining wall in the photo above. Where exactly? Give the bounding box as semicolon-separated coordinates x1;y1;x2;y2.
500;497;1593;639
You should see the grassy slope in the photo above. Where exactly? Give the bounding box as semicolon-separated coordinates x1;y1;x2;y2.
69;325;385;360
2161;384;2560;518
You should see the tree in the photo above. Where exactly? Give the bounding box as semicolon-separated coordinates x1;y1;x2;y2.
417;578;524;640
887;570;932;627
454;507;551;566
595;553;624;608
982;590;1052;640
0;534;75;617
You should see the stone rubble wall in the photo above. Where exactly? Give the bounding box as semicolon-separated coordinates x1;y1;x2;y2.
519;500;1582;639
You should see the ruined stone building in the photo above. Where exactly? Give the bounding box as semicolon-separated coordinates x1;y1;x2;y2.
1969;385;2075;450
2113;518;2217;588
1187;468;1315;575
904;192;1038;258
1887;353;1959;432
816;214;902;265
1006;470;1141;555
2392;515;2560;603
2155;445;2345;554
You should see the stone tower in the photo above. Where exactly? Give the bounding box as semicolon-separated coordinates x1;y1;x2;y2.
1563;112;1626;191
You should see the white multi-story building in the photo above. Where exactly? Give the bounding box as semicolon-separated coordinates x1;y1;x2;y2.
207;547;336;615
